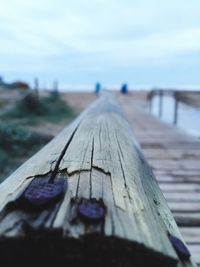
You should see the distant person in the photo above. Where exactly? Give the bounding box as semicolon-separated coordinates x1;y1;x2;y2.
121;83;128;94
95;82;101;94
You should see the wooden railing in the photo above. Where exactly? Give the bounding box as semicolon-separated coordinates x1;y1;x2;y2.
147;89;200;125
0;92;196;267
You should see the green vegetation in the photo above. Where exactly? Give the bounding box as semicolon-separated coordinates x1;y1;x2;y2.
2;91;75;124
0;122;51;154
0;90;76;182
0;122;51;182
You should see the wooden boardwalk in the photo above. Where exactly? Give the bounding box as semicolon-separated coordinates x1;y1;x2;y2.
118;92;200;265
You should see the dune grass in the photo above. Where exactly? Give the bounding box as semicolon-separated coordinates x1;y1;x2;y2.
0;122;52;182
1;91;75;124
0;91;76;182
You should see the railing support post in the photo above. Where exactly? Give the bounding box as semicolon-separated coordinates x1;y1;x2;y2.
158;90;163;118
173;92;179;125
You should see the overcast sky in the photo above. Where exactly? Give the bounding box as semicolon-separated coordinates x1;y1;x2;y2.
1;0;200;90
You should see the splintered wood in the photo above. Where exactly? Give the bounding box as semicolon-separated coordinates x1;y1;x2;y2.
0;93;196;267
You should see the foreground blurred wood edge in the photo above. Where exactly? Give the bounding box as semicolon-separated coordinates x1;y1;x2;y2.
0;92;196;267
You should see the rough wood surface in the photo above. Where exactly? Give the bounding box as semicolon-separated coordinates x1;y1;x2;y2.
119;91;200;266
0;92;196;266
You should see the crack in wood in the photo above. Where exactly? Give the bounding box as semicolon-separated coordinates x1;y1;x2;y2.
50;124;80;181
89;138;95;198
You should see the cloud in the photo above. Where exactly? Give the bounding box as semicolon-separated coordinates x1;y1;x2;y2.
0;0;200;86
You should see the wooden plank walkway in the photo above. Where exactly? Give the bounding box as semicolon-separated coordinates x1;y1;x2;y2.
118;92;200;265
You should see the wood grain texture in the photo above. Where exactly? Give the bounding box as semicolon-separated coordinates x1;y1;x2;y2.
119;91;200;266
0;92;196;267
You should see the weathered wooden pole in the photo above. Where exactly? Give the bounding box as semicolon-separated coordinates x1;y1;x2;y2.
0;92;196;267
34;77;39;98
173;92;179;125
147;90;153;113
53;80;58;91
149;95;152;113
149;96;152;113
158;90;163;118
34;77;39;89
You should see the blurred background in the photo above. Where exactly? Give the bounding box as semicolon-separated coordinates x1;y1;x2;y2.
1;0;200;90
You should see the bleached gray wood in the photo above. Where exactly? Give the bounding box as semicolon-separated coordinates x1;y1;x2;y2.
0;92;196;267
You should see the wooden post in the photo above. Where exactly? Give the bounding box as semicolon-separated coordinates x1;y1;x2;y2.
174;92;179;125
51;80;59;98
0;92;196;267
149;96;152;113
34;77;39;98
34;78;39;90
53;80;58;91
147;91;153;113
158;90;163;118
